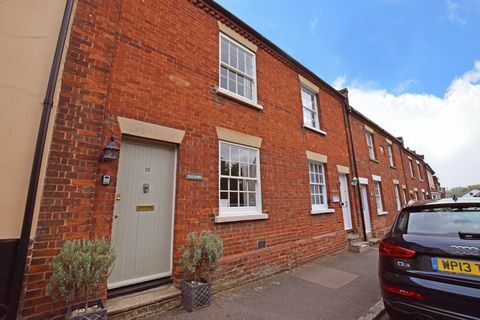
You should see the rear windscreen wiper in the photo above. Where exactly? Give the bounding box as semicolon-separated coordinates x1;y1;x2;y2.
458;232;480;240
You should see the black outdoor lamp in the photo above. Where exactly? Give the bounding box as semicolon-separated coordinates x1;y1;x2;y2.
102;136;120;161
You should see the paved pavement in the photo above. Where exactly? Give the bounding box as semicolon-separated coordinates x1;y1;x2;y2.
146;248;381;320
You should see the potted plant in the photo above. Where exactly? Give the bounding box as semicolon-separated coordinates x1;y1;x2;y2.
180;230;223;312
46;238;116;320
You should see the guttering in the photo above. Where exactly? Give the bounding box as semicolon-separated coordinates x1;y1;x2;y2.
6;1;75;318
341;91;368;240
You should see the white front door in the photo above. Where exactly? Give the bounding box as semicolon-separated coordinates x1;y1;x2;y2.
339;174;352;230
108;138;176;289
360;184;372;234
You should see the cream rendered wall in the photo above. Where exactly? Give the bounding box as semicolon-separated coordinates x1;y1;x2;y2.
0;0;67;239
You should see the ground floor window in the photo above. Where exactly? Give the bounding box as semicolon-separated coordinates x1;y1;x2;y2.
394;184;402;211
308;161;328;211
219;141;261;214
374;181;384;213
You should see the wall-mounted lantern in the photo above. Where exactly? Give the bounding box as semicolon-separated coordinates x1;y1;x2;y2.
351;177;359;187
103;136;120;161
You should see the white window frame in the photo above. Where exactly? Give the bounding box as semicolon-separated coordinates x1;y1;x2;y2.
414;191;419;201
301;87;321;131
402;189;407;205
409;159;415;178
219;33;257;104
387;144;394;167
308;161;328;212
374;181;384;214
218;141;262;215
394;184;402;211
416;161;423;181
366;132;376;160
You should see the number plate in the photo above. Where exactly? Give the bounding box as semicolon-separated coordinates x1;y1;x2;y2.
432;257;480;276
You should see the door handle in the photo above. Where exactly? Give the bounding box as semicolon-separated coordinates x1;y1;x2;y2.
114;214;119;219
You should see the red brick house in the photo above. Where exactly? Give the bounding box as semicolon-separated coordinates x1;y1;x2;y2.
8;0;440;319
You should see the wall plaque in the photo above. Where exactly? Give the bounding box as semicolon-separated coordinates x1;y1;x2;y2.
186;173;202;181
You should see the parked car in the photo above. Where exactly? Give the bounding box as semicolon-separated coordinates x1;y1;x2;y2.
379;198;480;320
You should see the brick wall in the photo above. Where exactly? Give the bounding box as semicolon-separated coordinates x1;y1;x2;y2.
348;112;408;238
19;0;354;318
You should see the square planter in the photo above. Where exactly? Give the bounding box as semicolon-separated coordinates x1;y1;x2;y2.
66;299;107;320
181;279;211;312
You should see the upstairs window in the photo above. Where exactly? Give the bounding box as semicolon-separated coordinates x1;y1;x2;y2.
387;144;395;167
409;159;415;178
301;87;320;130
308;161;328;211
219;34;256;102
366;132;376;160
416;161;423;181
219;141;261;215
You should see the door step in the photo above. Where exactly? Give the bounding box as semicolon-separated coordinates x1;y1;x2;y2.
368;237;381;246
107;284;181;320
349;241;371;253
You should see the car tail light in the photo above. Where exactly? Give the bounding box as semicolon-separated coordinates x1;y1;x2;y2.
379;240;416;258
383;284;423;299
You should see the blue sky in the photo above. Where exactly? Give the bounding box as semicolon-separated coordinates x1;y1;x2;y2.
217;0;480;96
217;0;480;188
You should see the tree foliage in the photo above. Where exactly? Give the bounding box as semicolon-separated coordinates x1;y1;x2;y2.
46;238;116;310
180;231;223;283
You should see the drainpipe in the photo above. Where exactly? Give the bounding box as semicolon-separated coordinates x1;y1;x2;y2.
341;91;368;241
6;1;75;319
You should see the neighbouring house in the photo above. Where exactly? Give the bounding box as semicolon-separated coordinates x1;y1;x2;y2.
2;0;440;319
461;189;480;198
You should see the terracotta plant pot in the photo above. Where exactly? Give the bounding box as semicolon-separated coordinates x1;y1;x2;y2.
181;279;211;312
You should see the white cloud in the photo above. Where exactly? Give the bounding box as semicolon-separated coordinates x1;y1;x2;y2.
337;60;480;188
308;8;319;34
446;0;468;25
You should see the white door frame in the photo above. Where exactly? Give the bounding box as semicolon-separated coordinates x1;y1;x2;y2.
339;174;352;230
360;183;372;234
108;137;177;290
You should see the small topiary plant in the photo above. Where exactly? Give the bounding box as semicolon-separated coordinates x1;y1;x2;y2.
46;238;116;315
180;230;223;284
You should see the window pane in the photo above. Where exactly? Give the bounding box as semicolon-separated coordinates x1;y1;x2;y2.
220;192;228;200
238;179;245;191
230;192;238;207
221;161;230;175
220;141;229;160
221;38;229;64
238;50;246;72
231;146;239;162
220;177;228;191
249;164;256;178
220;67;228;90
246;54;253;76
240;149;249;163
229;44;238;69
248;193;256;206
239;192;247;206
231;163;239;176
249;150;257;164
230;178;238;190
228;70;236;93
240;164;249;177
247;180;256;192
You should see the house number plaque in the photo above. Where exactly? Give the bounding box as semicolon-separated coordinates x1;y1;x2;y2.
186;173;202;181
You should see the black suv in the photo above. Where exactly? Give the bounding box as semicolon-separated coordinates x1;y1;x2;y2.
379;198;480;320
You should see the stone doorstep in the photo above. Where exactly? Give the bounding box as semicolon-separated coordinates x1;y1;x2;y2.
349;241;371;254
368;238;381;245
107;284;181;320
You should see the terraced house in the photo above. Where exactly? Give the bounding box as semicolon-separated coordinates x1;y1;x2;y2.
1;0;440;319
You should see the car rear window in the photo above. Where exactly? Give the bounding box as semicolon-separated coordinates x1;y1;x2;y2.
396;206;480;236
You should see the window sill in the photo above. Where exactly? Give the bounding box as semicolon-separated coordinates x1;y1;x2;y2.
214;213;268;223
304;125;327;136
311;208;335;215
216;87;263;111
370;159;379;164
377;211;388;216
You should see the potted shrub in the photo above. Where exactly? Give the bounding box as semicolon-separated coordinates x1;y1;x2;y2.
46;238;116;320
180;230;223;312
